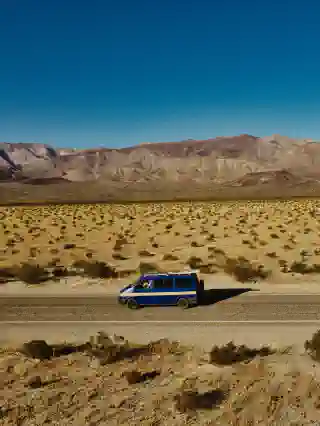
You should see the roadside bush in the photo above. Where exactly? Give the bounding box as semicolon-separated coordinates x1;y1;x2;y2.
21;339;90;360
209;341;274;365
223;257;269;282
290;261;320;274
13;263;49;284
305;329;320;361
73;260;117;278
21;340;53;360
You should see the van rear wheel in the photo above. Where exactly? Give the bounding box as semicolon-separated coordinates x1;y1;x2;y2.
127;298;140;309
177;298;190;309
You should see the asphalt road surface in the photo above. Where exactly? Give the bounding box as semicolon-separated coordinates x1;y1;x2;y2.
2;291;320;322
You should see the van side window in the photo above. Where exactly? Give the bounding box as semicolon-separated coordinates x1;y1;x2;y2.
153;277;173;289
175;277;193;289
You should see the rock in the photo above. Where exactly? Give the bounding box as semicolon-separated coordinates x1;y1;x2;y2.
27;375;42;388
89;331;114;349
13;362;30;376
109;396;127;408
89;358;102;369
111;334;129;347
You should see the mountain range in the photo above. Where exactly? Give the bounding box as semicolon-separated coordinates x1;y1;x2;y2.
1;134;320;204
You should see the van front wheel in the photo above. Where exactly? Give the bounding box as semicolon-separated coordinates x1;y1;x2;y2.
127;298;140;310
177;298;190;309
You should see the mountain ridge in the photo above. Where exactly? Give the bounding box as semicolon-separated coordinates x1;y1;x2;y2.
1;134;320;203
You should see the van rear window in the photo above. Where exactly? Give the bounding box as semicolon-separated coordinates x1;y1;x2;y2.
175;277;193;289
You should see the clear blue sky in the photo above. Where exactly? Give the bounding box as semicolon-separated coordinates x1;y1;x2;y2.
1;0;320;148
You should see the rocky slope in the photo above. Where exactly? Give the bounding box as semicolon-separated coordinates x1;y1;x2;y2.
1;134;320;203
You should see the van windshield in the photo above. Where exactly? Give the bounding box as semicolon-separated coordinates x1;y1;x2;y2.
134;278;153;289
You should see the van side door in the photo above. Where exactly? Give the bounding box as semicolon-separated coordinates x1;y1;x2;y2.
133;279;154;306
152;276;175;305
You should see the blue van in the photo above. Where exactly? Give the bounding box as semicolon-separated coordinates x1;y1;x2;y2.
118;272;204;309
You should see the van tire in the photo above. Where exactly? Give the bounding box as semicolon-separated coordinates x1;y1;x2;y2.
177;298;190;309
127;299;139;310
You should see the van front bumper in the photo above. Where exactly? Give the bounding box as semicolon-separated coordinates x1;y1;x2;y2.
118;296;127;305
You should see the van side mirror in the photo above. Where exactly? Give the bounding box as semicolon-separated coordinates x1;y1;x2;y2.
200;279;204;286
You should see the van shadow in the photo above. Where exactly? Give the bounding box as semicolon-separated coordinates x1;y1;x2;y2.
198;288;257;306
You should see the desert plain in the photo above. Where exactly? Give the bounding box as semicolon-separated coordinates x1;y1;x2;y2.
1;198;320;285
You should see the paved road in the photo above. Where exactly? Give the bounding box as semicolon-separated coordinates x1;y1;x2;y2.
2;292;320;321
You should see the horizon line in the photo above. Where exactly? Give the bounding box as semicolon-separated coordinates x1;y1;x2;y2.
0;133;318;150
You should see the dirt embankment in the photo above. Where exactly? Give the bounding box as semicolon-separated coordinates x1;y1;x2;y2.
1;330;320;425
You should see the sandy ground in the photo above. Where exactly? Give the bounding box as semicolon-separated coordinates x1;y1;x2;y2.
2;322;320;352
2;327;320;425
1;200;320;286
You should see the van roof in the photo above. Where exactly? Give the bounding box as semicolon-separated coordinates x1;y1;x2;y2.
141;271;198;278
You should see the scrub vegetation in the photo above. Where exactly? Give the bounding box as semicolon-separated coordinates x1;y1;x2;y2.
1;199;320;285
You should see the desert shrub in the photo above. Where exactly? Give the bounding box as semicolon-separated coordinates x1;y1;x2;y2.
305;329;320;361
290;261;310;274
123;369;160;385
21;340;53;360
52;267;69;278
0;267;15;283
113;237;127;251
266;251;277;258
209;341;274;365
21;339;90;360
138;249;155;257
73;260;117;278
147;339;181;355
174;389;227;413
290;261;320;274
63;243;76;249
191;241;203;247
223;257;269;282
186;256;203;269
162;253;179;261
270;233;279;239
13;263;49;284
